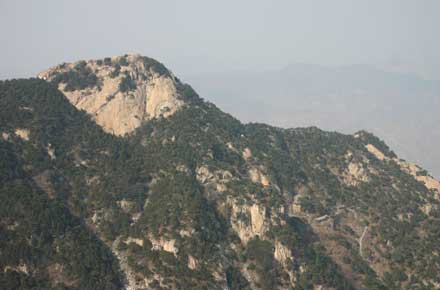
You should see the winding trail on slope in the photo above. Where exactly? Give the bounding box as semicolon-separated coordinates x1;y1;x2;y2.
359;226;368;258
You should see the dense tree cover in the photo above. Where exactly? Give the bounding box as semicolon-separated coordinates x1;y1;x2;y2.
1;77;439;290
119;73;137;92
50;61;99;91
275;127;439;289
0;178;122;290
270;218;358;290
0;79;235;289
110;64;121;78
0;79;123;289
245;237;277;290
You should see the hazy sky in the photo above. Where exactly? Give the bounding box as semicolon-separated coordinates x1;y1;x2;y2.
1;0;439;79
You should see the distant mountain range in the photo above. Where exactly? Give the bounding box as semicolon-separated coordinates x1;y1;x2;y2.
185;63;440;178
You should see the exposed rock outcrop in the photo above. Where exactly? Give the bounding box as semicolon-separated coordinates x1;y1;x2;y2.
38;54;185;136
230;200;270;244
150;237;178;255
111;237;148;290
249;167;270;187
274;241;292;264
15;128;29;141
366;143;440;193
365;144;387;161
396;159;440;193
4;56;439;290
124;237;144;247
187;255;198;270
242;147;253;160
2;132;9;140
196;165;234;194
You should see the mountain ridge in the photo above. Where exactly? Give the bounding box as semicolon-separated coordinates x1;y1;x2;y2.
1;55;440;290
184;63;440;178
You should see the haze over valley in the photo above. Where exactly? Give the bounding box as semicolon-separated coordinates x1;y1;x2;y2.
1;1;440;290
185;63;440;178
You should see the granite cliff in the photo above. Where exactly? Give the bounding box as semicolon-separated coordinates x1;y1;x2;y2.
38;54;185;136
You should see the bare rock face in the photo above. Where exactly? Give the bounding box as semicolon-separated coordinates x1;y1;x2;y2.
149;237;178;255
15;128;30;141
366;143;440;193
274;241;292;264
38;54;185;136
229;200;271;244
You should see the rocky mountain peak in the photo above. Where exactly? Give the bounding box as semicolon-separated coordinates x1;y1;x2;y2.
2;65;440;290
38;54;186;136
2;54;439;290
